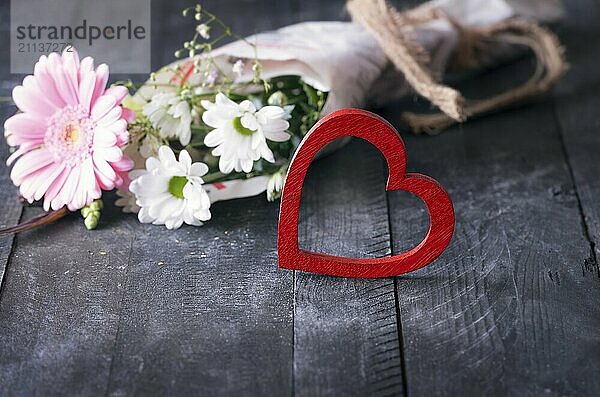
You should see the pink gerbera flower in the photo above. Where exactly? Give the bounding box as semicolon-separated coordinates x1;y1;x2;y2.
3;49;134;211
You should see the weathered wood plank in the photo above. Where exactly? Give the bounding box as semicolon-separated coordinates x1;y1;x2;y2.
150;0;347;71
103;2;350;395
553;0;600;274
104;196;293;396
0;203;134;395
385;95;600;395
295;140;404;397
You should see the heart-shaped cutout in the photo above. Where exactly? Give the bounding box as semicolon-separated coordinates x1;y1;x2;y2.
278;108;455;278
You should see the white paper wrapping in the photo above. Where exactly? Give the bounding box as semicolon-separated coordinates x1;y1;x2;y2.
132;0;563;204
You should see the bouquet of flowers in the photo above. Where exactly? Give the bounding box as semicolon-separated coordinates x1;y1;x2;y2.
3;4;330;231
1;0;565;233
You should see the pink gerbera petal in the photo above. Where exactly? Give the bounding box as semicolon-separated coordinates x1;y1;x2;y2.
121;107;136;123
105;86;129;104
56;167;80;210
34;163;65;201
20;163;58;202
4;112;45;137
54;65;79;105
62;49;81;85
78;72;96;113
10;149;54;186
79;56;95;79
12;85;55;118
44;166;70;210
91;95;117;121
92;64;109;104
34;56;67;109
22;75;59;114
81;158;101;200
6;142;41;165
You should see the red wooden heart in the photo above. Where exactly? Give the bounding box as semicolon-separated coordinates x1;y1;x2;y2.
277;108;455;278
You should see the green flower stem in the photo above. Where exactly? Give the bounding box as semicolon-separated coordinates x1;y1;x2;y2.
190;125;211;132
202;172;227;183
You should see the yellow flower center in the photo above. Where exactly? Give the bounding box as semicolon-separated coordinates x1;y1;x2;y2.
63;123;81;147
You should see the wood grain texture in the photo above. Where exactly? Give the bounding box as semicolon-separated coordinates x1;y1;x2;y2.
384;98;600;395
0;0;598;395
102;197;293;396
553;0;600;275
0;203;134;395
295;140;404;396
279;109;454;277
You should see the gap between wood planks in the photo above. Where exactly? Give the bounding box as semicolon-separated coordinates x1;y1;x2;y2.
0;102;25;301
104;230;136;397
0;210;24;301
552;105;599;277
385;181;410;397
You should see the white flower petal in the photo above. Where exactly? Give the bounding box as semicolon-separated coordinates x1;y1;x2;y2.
189;162;209;177
257;105;285;120
158;146;176;164
241;113;259;131
204;128;224;147
239;100;256;113
264;129;291;142
179;150;192;173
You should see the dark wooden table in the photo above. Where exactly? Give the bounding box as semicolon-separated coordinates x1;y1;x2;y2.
0;1;599;396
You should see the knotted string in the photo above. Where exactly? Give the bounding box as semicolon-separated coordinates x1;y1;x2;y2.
347;0;567;135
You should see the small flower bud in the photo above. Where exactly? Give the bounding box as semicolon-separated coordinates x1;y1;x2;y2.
267;91;288;107
81;207;92;218
84;213;100;230
196;24;210;39
81;199;103;230
89;199;104;211
194;12;201;20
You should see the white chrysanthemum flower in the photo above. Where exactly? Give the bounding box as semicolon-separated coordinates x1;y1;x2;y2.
129;146;211;229
201;93;290;173
142;92;192;146
266;170;286;202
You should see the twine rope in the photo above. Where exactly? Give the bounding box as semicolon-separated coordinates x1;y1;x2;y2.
347;0;567;135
